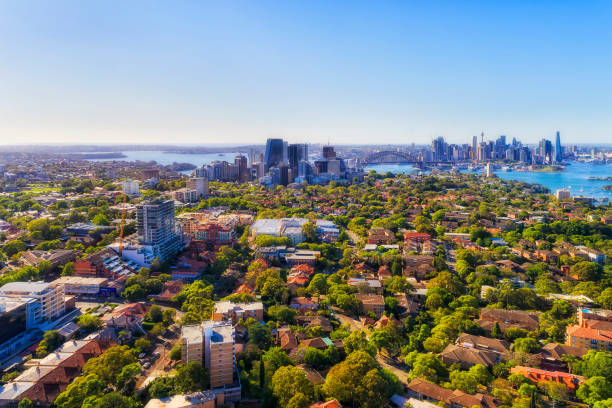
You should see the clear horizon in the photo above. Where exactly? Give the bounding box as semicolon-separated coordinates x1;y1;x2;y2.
1;1;611;146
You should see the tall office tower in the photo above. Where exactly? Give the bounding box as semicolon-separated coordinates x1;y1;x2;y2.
182;321;236;389
142;168;160;181
264;138;284;170
322;146;336;159
194;166;208;178
288;144;308;178
186;177;209;198
431;137;446;161
282;141;289;165
472;136;477;160
554;131;563;163
136;199;181;262
251;162;266;178
234;155;248;182
538;139;553;162
279;165;289;186
298;160;313;178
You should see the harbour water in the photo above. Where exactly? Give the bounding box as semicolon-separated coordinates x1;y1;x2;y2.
86;150;245;167
366;161;612;202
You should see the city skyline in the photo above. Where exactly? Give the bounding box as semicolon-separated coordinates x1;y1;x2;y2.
1;1;611;145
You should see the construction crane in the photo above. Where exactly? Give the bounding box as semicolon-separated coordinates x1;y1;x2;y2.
119;195;127;257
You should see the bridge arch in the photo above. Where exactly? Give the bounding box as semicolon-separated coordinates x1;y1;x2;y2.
363;150;414;164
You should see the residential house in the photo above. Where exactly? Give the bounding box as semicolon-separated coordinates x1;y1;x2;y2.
534;343;585;371
355;294;385;318
566;325;612;353
478;309;540;334
211;301;264;323
455;333;510;355
20;249;79;269
290;297;318;312
510;366;585;390
440;344;499;368
406;378;500;408
310;400;341;408
367;228;396;245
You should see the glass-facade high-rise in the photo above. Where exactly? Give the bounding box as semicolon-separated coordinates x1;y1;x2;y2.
136;199;182;263
555;131;563;163
264;138;285;170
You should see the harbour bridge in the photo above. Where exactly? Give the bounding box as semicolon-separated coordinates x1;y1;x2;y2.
362;150;419;165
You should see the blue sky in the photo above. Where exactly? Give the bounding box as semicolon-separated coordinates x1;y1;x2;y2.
0;1;610;145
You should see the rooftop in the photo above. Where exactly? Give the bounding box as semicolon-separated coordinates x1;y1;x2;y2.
0;281;52;295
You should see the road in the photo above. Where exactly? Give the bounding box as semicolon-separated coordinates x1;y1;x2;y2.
135;325;182;389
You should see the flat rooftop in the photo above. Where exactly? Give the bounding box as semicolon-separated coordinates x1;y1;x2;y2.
214;300;263;314
0;281;52;295
181;325;203;344
0;296;34;314
52;276;108;286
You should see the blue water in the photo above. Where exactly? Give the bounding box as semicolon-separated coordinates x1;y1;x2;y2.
365;162;612;201
86;150;245;167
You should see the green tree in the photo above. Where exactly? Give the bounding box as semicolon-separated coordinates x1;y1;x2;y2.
513;337;540;353
37;260;53;275
116;363;141;393
577;376;612;406
450;370;478;393
262;347;293;374
122;284;147;301
570;261;603;281
407;353;448;383
174;361;208;393
540;381;570;402
286;393;310;408
2;240;26;257
18;398;34;408
343;330;376;356
249;322;273;349
147;305;164;323
62;261;75;276
323;351;392;408
54;374;105;408
134;338;151;352
92;214;110;226
302;221;318;243
82;346;137;385
170;345;182;361
77;314;102;333
271;366;314;407
36;330;64;357
575;351;612;381
147;376;175;398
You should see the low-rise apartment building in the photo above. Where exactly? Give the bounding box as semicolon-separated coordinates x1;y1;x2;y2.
211;301;264;323
181;321;240;402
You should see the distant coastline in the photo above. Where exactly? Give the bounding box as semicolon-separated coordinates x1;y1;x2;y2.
64;152;127;159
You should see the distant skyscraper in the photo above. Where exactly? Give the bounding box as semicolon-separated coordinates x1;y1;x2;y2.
186;177;208;197
234;155;248;182
554;131;562;163
288;144;308;178
472;136;477;160
322;146;336;159
264;138;284;170
136;199;182;263
431;137;447;161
